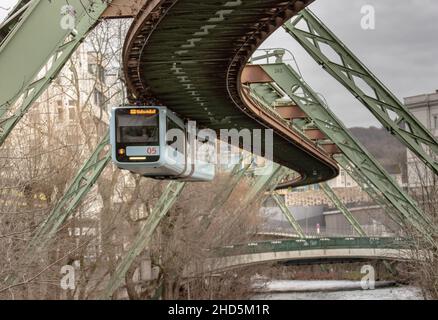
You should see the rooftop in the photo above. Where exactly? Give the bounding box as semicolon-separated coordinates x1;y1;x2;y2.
404;90;438;107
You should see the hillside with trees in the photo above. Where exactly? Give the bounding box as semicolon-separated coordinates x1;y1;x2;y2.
349;126;407;179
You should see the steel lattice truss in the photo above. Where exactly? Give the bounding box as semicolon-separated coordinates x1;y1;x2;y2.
0;1;436;294
271;192;305;237
0;0;109;146
28;131;111;252
284;9;438;175
260;63;436;242
319;182;366;236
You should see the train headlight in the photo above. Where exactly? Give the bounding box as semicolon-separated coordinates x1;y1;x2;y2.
118;148;125;155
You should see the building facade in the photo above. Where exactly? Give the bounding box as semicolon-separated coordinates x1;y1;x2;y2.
404;90;438;188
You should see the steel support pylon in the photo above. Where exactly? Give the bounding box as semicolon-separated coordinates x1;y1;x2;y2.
319;182;366;236
283;9;438;175
260;63;435;243
200;157;251;229
271;192;305;238
0;0;110;146
102;180;186;299
28;131;111;251
335;154;404;228
242;163;286;204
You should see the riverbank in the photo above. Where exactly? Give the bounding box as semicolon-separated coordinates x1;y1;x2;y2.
252;280;423;300
254;280;398;293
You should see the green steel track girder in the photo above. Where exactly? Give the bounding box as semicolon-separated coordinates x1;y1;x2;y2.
102;180;186;299
335;154;404;228
28;131;111;251
319;182;366;236
0;0;110;146
242;163;285;205
283;9;438;175
271;192;305;238
260;63;435;242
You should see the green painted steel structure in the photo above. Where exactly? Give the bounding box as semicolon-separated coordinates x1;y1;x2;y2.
242;164;283;204
0;0;32;43
102;180;186;299
335;154;404;227
28;131;111;251
200;158;251;229
271;192;305;238
260;63;435;243
248;75;387;237
319;182;366;236
215;237;408;257
0;0;110;146
284;9;438;175
0;0;434;296
102;162;289;298
123;0;339;189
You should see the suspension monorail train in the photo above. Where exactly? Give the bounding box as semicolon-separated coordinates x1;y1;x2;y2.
110;106;215;182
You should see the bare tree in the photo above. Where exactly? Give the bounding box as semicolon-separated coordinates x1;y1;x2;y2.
404;160;438;299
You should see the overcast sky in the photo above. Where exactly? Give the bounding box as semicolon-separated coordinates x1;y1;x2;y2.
1;0;437;127
262;0;438;127
0;0;16;17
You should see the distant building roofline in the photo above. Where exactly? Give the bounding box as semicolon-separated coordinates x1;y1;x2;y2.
404;90;438;108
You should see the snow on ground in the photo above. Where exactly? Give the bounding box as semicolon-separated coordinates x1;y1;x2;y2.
257;280;377;292
252;280;423;300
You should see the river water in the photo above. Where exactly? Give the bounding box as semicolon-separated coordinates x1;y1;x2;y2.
253;280;423;300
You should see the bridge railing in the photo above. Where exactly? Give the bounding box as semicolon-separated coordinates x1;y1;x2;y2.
213;237;408;257
258;225;400;238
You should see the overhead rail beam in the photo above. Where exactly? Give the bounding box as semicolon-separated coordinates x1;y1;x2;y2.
259;63;435;242
100;0;147;19
122;0;339;189
244;70;403;229
283;9;438;175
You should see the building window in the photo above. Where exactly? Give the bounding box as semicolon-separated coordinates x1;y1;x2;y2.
68;107;76;121
58;108;64;121
93;89;106;107
434;115;438;129
88;63;105;83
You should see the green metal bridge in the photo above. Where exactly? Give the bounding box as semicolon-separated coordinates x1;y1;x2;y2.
217;237;407;257
0;0;437;298
188;237;411;275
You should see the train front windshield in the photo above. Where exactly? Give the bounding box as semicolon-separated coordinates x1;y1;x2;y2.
118;116;158;144
115;108;160;162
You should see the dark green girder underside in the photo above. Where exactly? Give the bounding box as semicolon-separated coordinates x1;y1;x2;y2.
125;0;339;187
